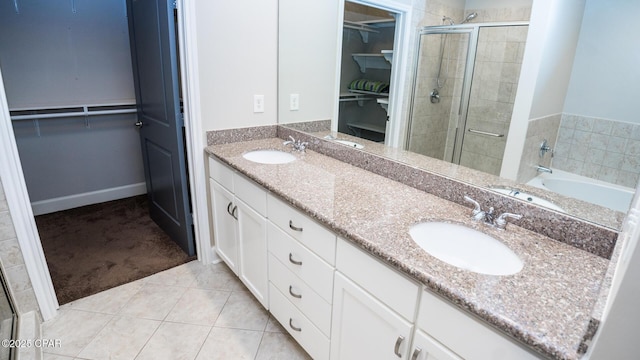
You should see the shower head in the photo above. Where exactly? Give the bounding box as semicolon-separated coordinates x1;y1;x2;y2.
460;12;478;24
442;16;455;25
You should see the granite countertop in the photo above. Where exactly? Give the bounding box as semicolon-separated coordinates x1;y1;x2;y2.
206;138;610;360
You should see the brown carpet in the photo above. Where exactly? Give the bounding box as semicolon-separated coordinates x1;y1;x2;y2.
35;195;194;305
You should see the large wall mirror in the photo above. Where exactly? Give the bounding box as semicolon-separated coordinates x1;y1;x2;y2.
278;0;640;231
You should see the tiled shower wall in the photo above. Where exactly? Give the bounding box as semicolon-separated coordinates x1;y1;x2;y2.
0;178;40;316
407;4;531;176
517;114;561;182
553;114;640;188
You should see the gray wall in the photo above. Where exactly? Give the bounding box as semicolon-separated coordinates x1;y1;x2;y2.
0;0;144;207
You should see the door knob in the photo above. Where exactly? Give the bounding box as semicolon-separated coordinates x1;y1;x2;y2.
134;121;143;128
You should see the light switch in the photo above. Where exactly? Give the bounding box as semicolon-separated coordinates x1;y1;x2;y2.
254;95;265;113
290;94;299;111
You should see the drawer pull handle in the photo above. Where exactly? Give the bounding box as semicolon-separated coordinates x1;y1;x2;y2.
394;335;404;358
289;318;302;332
288;253;303;266
411;347;422;360
231;205;238;220
289;220;303;232
288;285;302;299
226;202;234;216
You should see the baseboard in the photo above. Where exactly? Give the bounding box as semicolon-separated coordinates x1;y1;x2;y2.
15;311;42;360
31;182;147;216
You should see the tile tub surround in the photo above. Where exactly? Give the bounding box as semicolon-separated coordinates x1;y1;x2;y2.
207;138;612;360
277;126;620;256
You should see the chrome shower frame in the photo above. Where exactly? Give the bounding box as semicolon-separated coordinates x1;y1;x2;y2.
406;20;529;165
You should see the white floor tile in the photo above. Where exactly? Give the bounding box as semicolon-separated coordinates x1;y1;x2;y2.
77;316;160;360
195;327;262;360
255;332;311;360
41;309;112;357
164;288;230;326
192;263;246;291
144;260;204;287
135;322;210;360
42;353;75;360
63;279;145;315
44;262;309;360
214;290;269;331
119;283;187;320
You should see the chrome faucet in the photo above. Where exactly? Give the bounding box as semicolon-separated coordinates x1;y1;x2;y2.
494;213;523;230
536;165;552;174
283;136;308;152
463;196;523;230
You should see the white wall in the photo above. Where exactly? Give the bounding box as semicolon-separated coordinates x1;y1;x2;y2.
0;0;135;107
563;0;640;123
279;0;340;124
500;0;585;179
0;0;145;210
195;0;278;131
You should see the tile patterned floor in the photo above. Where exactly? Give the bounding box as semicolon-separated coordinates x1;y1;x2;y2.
42;261;312;360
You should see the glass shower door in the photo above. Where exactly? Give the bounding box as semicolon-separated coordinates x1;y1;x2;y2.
457;25;529;175
407;29;471;162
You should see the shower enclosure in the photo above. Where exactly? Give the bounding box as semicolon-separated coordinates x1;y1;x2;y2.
407;20;529;175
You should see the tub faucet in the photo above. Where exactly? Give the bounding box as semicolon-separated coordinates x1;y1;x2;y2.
536;165;552;174
283;136;308;152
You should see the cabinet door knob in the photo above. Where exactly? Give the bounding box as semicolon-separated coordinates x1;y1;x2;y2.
411;347;422;360
394;335;405;358
289;318;302;332
288;285;302;299
289;220;303;232
288;253;303;266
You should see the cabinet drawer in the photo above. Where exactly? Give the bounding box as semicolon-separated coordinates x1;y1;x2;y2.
268;253;332;336
336;237;419;321
209;156;234;190
234;173;267;216
269;283;330;360
267;194;336;264
267;222;334;302
418;290;539;360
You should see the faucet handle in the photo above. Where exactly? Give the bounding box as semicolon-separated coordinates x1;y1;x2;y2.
463;196;485;221
495;212;523;230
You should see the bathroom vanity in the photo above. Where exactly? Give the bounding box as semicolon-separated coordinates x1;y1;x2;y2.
206;136;614;360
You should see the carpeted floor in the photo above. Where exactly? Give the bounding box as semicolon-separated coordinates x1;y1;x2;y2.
35;195;194;305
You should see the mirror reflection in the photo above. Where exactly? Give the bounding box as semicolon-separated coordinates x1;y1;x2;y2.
278;0;639;230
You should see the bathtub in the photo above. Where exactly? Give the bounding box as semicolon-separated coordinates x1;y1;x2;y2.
526;168;635;213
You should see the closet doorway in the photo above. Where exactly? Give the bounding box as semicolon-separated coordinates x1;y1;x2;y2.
0;0;194;304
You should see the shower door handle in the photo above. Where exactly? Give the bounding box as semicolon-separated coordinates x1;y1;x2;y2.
467;129;503;137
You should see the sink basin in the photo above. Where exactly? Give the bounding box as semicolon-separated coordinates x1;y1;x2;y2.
242;150;296;164
334;139;364;149
491;188;565;212
409;222;523;276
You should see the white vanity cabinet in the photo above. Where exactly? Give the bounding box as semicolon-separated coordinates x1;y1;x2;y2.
331;238;420;360
415;290;539;360
209;158;269;308
266;194;337;360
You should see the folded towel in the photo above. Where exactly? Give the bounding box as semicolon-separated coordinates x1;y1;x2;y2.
348;79;390;93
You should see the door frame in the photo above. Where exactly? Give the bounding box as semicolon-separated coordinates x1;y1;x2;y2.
0;0;212;321
332;0;413;148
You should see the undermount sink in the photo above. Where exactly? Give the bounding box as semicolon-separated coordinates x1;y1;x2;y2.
409;222;523;276
242;150;296;164
334;139;364;149
491;188;565;212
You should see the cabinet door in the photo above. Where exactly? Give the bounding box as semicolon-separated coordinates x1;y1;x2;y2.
410;329;463;360
210;179;238;274
331;273;413;360
236;198;269;308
